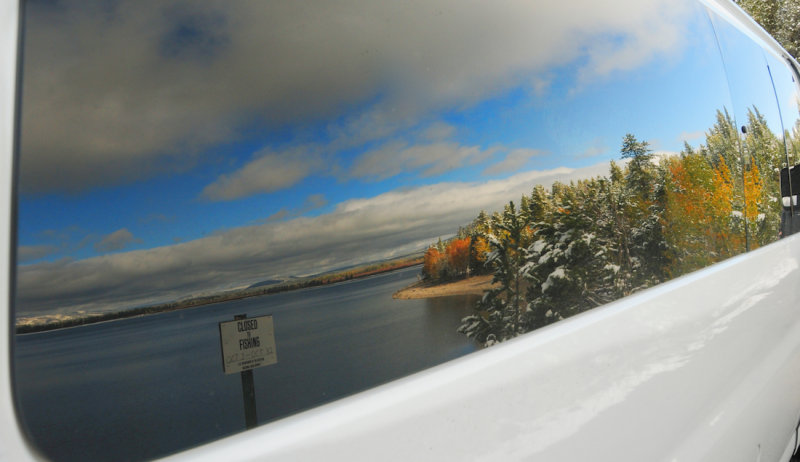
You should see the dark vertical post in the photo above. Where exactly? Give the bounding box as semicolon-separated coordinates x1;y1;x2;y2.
767;63;795;233
235;314;258;429
741;125;751;252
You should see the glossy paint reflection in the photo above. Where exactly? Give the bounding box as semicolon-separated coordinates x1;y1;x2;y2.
17;0;739;320
198;242;800;462
13;0;800;460
708;9;790;248
15;267;476;461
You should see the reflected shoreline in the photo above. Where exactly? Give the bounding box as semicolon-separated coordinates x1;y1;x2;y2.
16;256;423;334
393;274;496;299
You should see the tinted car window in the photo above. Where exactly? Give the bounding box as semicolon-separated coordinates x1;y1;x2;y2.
13;1;798;460
708;9;790;247
762;48;800;234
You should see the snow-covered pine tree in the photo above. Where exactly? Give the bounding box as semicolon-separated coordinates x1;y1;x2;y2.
737;0;800;58
458;201;529;345
741;108;782;246
620;134;668;289
522;178;622;329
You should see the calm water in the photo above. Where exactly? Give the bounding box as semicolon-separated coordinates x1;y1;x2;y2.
13;266;479;461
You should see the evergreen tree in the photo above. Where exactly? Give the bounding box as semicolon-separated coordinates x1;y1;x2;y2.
742;108;782;245
474;210;490;233
459;201;528;344
456;108;788;347
737;0;800;58
523;179;621;328
705;109;741;181
528;185;550;224
620;134;667;288
621;133;654;200
519;194;532;225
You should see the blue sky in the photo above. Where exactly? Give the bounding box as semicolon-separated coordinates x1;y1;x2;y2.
15;0;797;317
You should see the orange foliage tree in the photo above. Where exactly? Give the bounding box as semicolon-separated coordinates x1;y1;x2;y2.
664;153;744;276
422;246;444;280
446;238;471;277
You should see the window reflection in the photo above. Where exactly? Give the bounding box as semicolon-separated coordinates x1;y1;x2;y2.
708;10;789;248
12;0;800;460
762;49;800;236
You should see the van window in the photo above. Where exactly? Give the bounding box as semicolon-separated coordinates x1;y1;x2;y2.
13;1;796;460
707;9;790;246
763;49;800;235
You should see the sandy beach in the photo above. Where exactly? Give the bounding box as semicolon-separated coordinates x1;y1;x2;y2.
393;274;497;299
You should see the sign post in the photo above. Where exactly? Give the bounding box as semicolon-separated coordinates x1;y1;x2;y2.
219;314;277;430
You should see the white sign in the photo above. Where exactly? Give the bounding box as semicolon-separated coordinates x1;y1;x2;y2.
219;315;277;374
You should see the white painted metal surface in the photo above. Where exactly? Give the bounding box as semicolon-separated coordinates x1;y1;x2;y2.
1;0;799;461
164;237;800;461
0;1;36;461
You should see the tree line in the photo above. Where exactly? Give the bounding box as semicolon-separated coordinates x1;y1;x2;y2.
737;0;800;58
444;107;790;346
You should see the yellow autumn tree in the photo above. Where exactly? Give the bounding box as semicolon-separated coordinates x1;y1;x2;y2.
708;156;743;257
664;153;738;276
743;162;765;249
470;235;491;274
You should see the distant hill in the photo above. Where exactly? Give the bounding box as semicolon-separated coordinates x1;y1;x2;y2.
16;253;424;334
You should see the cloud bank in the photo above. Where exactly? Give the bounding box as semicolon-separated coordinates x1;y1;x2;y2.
350;142;499;181
20;0;689;193
17;162;612;316
201;146;323;201
94;229;140;253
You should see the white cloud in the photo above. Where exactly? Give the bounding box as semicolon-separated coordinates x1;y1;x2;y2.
483;148;544;175
94;228;140;253
305;194;328;209
264;209;289;223
201;146;322;201
17;162;613;316
575;138;609;159
529;74;553;97
652;150;681;163
350;142;499;180
574;1;688;87
678;130;705;143
422;122;457;141
20;0;690;193
18;245;58;263
263;194;329;223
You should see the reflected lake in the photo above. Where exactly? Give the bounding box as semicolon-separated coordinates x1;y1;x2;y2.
14;266;478;462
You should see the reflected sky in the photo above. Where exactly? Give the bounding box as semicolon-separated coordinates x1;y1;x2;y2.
708;9;785;143
16;0;786;316
764;49;800;164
